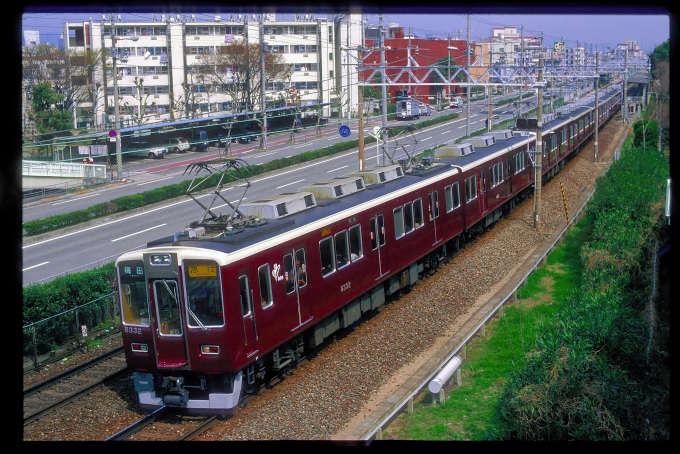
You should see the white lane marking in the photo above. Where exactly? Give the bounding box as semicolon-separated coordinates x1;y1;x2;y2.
137;176;175;186
111;224;167;242
327;165;349;173
51;194;98;206
276;179;305;189
23;261;49;271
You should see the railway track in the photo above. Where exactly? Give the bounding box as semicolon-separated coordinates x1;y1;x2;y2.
106;407;223;441
23;347;128;425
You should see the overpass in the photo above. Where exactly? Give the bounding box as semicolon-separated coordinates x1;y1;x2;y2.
22;160;107;199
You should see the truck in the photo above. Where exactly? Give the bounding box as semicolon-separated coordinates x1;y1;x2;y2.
396;98;420;121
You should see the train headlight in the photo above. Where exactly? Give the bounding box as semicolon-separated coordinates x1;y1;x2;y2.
131;343;148;352
201;345;220;354
150;254;172;265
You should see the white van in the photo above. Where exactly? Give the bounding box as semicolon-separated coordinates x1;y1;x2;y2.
123;141;168;159
167;137;190;153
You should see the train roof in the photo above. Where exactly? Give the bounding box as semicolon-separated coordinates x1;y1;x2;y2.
147;130;536;257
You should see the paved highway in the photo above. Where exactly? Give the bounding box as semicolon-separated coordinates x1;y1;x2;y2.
22;92;535;286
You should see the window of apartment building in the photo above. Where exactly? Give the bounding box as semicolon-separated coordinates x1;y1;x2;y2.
187;46;213;55
328;26;333;43
187;26;211;35
117;86;135;96
292;45;317;54
139;66;168;75
136;26;166;36
188;65;209;74
224;26;244;35
293;82;318;90
146;104;169;114
270;45;287;54
292;63;317;72
294;25;317;35
267;82;288;91
141;85;169;95
139;47;167;56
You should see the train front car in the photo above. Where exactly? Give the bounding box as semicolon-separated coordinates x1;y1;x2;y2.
117;250;243;412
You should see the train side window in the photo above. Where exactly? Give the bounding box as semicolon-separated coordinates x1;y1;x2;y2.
349;224;363;261
377;214;386;246
414;198;424;228
258;264;273;309
394;206;405;239
445;183;460;212
370;217;378;250
465;175;477;203
238;275;251;317
335;230;350;269
428;191;439;220
319;237;335;276
404;202;414;233
283;254;295;294
295;249;307;288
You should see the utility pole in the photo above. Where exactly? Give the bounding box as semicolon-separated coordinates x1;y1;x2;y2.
533;56;544;232
358;58;365;171
518;24;524;122
623;48;628;123
465;14;471;137
260;15;267;150
380;14;388;166
594;51;599;162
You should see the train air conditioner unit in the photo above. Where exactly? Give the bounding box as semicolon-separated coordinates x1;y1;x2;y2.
434;143;474;158
238;192;317;220
299;177;365;200
543;113;556;123
347;164;404;186
468;135;496;148
488;129;513;141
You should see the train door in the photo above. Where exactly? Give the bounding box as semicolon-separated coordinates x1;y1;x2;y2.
283;248;313;327
428;190;443;245
370;214;389;280
238;274;259;355
149;279;189;368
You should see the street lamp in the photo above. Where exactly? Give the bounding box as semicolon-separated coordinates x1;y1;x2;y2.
110;32;139;179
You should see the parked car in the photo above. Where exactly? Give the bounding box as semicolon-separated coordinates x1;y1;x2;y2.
450;97;464;108
167;137;190;153
123;141;168;159
419;104;432;116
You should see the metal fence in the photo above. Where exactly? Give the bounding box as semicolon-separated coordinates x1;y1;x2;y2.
23;292;120;371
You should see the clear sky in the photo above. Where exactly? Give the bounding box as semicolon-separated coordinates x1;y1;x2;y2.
21;5;671;54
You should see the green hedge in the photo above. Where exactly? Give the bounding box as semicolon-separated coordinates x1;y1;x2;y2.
494;145;670;440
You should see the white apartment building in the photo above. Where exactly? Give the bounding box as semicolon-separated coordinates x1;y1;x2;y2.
63;13;363;130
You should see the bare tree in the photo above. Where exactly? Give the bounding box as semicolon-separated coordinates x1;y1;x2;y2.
195;40;291;114
121;77;157;126
22;44;104;129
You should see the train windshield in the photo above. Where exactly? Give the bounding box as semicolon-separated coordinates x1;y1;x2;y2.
184;260;225;328
118;260;150;326
154;280;183;335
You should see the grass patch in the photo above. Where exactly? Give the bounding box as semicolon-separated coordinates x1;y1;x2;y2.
382;217;590;440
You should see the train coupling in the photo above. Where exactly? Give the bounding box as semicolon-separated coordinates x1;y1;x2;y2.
161;376;189;407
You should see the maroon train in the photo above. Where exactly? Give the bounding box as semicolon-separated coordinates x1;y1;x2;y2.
115;86;622;411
